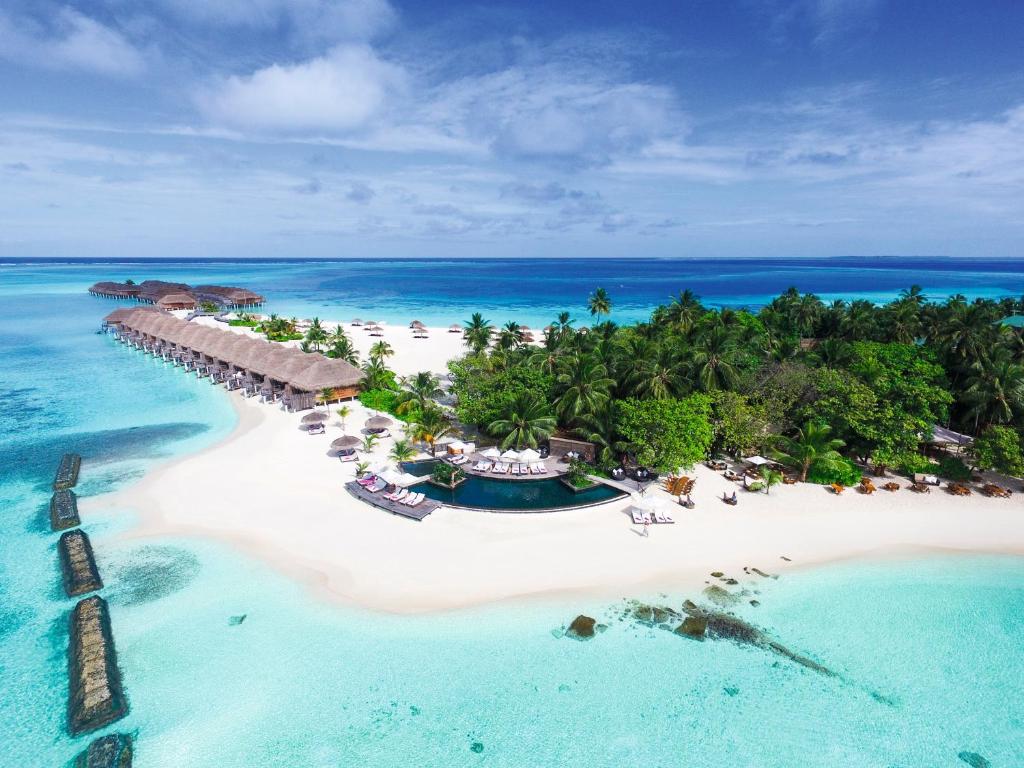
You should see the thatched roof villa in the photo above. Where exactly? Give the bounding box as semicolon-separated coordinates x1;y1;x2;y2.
89;279;265;309
104;307;363;409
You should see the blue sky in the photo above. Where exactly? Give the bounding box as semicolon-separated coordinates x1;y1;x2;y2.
1;0;1022;258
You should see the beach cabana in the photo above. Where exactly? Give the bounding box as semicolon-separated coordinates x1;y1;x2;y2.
365;415;393;433
518;448;541;463
500;449;519;461
745;456;776;467
447;440;469;455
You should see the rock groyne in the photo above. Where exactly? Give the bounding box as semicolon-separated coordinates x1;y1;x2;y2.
75;733;133;768
59;530;103;597
54;453;82;490
50;489;81;531
68;596;128;735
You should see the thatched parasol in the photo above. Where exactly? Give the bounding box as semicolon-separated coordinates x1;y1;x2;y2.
448;324;461;333
409;320;425;328
302;411;329;424
332;435;362;450
365;415;393;430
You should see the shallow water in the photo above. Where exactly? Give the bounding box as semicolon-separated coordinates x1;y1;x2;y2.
1;260;1023;766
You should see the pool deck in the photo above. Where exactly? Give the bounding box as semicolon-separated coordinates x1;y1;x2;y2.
441;455;568;481
344;481;439;521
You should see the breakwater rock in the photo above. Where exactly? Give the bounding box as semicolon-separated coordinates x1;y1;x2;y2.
59;530;103;597
75;733;133;768
68;596;128;735
54;453;82;490
566;615;598;639
50;489;81;531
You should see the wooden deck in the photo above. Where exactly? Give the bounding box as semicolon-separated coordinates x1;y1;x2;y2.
344;481;439;521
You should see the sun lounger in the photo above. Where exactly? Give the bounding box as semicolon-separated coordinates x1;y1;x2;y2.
340;453;357;462
662;512;675;523
630;508;644;525
654;510;667;523
451;455;468;465
386;488;408;502
511;465;521;475
403;492;423;506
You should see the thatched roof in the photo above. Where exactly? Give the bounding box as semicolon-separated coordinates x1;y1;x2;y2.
365;415;393;429
331;435;362;449
111;308;364;392
301;411;329;424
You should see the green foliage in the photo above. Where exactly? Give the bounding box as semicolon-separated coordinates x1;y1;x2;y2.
228;319;259;328
431;462;464;486
449;357;554;429
972;426;1024;477
565;458;593;488
616;395;714;472
710;390;772;456
894;452;935;476
200;301;219;313
771;421;846;482
359;389;400;416
487;392;556;449
936;456;972;481
806;456;862;486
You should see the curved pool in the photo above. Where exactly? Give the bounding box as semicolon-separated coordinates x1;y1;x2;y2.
402;461;627;511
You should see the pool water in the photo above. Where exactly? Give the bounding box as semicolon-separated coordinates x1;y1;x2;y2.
403;461;626;511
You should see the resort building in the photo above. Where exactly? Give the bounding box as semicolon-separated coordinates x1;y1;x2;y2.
103;307;363;409
89;280;265;309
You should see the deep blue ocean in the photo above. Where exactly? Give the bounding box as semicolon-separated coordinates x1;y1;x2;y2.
1;258;1023;767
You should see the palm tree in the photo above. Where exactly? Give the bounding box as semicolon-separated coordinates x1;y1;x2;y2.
389;439;417;463
962;353;1024;430
361;359;393;390
488;392;556;449
665;289;704;330
582;402;623;467
369;340;394;365
555;357;613;424
762;469;784;495
395;371;444;416
361;434;379;453
320;387;334;410
690;326;740;391
463;313;494;354
588;287;612;322
326;331;359;365
496;321;524;351
409;406;452;456
305;317;328;351
336;405;351;431
771;421;845;482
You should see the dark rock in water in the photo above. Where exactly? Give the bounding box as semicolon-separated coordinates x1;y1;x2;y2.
780;555;792;561
470;742;484;753
723;686;739;697
749;599;761;607
703;585;740;607
566;615;597;639
630;603;681;626
724;578;739;585
54;453;82;491
710;571;724;578
50;490;81;531
68;596;128;735
229;614;247;626
674;616;707;640
75;733;132;768
59;530;104;597
751;567;778;580
958;752;990;768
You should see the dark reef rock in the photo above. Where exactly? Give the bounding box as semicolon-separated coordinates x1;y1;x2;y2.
630;603;681;626
751;567;778;579
674;616;707;640
958;752;990;768
229;614;247;626
59;529;103;597
565;615;597;639
75;733;133;768
470;742;484;753
50;489;81;531
68;596;128;735
710;571;724;578
703;585;740;607
54;453;82;490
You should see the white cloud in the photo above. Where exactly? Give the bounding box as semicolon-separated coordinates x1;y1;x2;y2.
0;8;145;77
197;44;405;132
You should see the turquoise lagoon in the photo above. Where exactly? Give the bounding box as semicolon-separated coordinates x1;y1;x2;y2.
1;260;1024;767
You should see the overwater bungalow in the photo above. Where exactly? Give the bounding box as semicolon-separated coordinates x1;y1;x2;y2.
89;279;264;309
104;308;363;409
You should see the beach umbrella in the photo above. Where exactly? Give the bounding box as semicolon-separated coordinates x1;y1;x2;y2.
448;324;461;333
365;415;393;430
500;449;519;461
351;318;363;325
518;448;541;463
481;447;501;459
332;435;362;450
410;320;425;329
301;411;329;424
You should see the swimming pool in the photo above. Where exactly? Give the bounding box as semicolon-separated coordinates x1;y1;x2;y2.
402;461;627;511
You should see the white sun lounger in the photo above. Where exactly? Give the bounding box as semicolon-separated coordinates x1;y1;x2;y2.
388;488;409;502
630;508;645;525
404;492;424;507
654;510;667;524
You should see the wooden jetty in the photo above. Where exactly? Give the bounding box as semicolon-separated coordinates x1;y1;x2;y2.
345;481;438;520
59;530;104;597
50;489;81;531
68;596;128;735
75;733;133;768
54;453;82;490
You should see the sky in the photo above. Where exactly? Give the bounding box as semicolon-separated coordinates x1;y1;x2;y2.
0;0;1022;259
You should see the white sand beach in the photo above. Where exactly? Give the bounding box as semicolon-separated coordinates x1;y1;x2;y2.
88;321;1024;615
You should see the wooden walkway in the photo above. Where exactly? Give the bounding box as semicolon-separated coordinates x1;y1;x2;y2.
344;481;439;521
